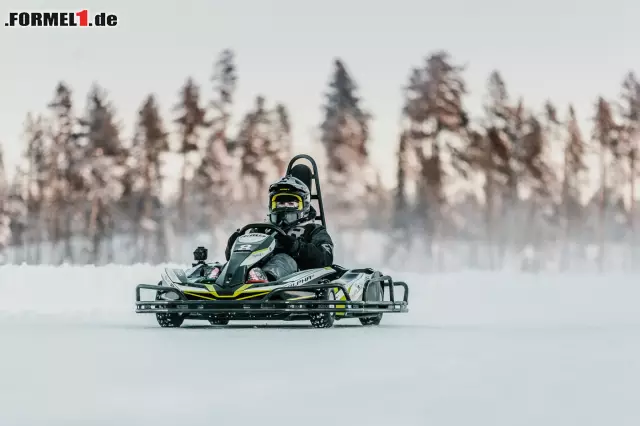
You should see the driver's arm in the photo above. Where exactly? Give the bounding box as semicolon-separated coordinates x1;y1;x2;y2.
292;227;333;268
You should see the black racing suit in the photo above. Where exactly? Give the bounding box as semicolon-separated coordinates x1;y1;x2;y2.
225;221;334;280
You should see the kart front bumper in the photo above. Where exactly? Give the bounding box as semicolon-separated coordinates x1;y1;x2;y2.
135;279;409;319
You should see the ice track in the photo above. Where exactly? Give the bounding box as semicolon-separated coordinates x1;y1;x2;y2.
1;265;640;426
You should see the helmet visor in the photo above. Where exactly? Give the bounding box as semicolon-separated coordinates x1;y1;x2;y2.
269;211;300;225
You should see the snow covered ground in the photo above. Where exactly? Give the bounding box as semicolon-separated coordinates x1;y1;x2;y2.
1;265;640;426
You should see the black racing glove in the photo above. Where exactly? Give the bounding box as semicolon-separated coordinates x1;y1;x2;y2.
225;229;241;260
274;233;300;255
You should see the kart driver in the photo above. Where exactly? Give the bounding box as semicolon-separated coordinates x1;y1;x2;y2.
210;165;334;283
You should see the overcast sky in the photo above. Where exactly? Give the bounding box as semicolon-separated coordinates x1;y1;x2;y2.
1;0;638;186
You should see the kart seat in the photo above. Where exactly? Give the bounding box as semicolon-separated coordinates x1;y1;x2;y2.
290;164;313;190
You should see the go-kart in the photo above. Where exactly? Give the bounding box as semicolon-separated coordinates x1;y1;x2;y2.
135;154;409;328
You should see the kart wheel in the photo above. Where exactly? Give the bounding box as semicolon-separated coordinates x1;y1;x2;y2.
310;287;335;329
156;313;185;327
360;274;383;326
155;289;184;328
208;318;230;326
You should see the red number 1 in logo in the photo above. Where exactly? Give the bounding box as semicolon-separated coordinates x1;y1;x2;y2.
76;9;88;26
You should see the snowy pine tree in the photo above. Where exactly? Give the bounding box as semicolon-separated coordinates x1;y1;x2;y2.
173;77;209;234
20;113;48;263
78;84;125;263
0;146;11;260
320;59;375;226
47;82;83;263
194;50;238;237
559;105;588;269
270;104;292;176
619;72;640;238
238;95;276;210
209;49;237;151
384;131;419;266
131;95;170;263
402;51;468;258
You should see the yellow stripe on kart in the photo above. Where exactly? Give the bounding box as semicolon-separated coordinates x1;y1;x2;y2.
236;292;271;300
334;289;347;316
185;280;339;302
203;283;258;297
183;284;276;300
184;292;216;300
288;295;315;301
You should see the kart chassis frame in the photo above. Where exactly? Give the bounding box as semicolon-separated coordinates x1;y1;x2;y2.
135;274;409;319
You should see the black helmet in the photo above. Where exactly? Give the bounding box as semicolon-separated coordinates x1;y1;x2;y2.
268;175;311;226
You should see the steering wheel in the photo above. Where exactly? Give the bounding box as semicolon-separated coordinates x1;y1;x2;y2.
239;222;288;237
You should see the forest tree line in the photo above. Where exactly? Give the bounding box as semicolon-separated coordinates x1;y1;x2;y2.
0;49;638;272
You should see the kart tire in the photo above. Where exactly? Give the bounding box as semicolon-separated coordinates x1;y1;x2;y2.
155;287;184;328
359;273;383;326
208;318;230;326
310;287;335;329
156;313;185;328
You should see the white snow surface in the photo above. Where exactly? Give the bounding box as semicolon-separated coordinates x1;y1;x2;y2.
1;265;640;426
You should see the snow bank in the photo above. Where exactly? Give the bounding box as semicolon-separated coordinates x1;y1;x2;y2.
0;263;172;316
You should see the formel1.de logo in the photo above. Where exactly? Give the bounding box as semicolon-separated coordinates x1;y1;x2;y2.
4;10;118;27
